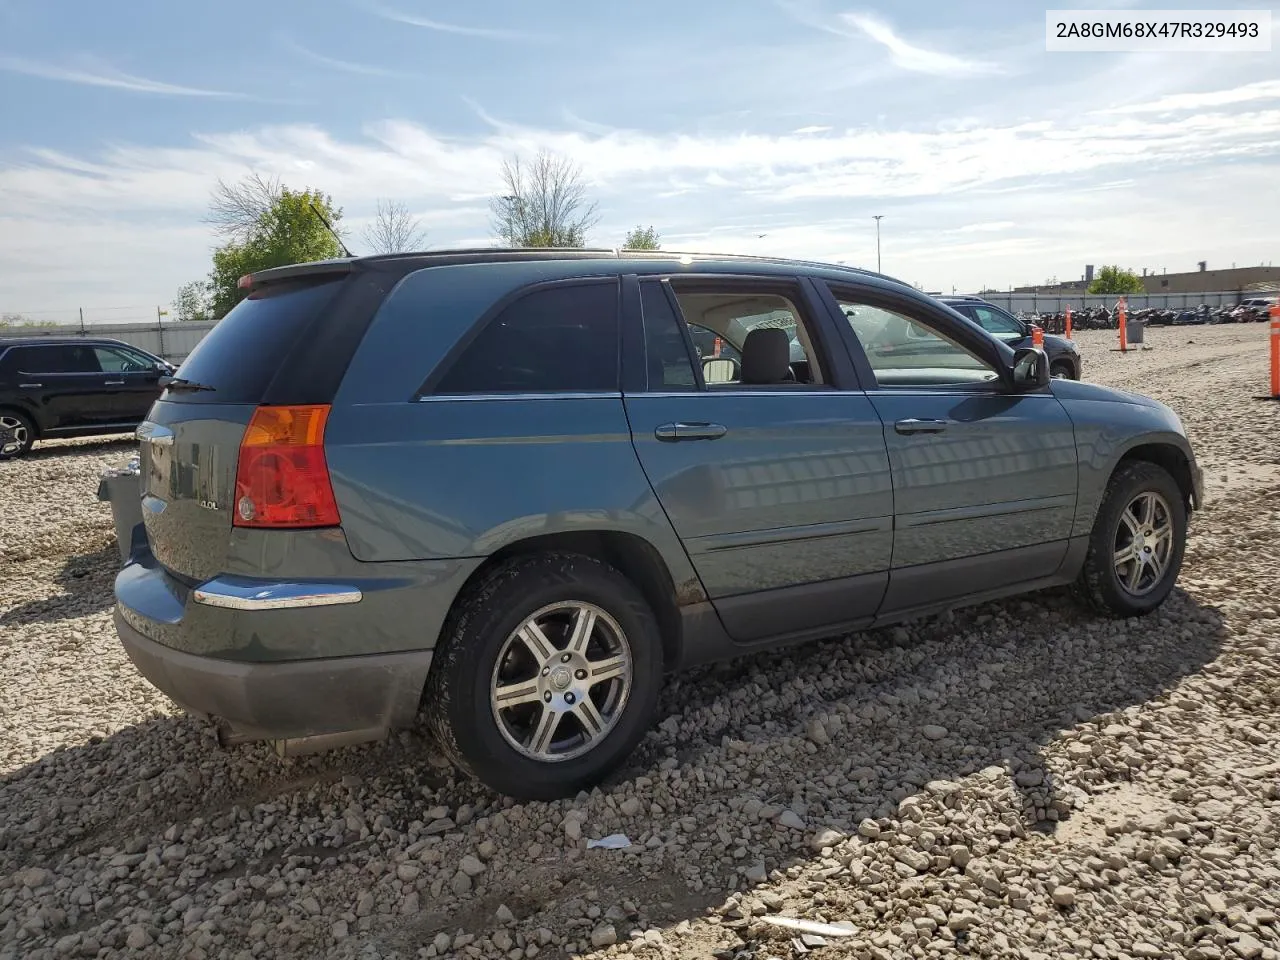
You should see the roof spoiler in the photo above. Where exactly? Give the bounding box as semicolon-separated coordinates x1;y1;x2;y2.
239;259;355;292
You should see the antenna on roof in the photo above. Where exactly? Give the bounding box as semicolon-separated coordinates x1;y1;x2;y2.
309;202;354;259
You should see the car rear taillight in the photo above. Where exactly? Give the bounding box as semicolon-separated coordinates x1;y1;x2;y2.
233;405;340;528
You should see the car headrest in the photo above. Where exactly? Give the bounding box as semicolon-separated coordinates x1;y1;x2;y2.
741;328;792;384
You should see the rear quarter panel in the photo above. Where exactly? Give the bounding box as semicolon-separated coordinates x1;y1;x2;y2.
325;262;703;599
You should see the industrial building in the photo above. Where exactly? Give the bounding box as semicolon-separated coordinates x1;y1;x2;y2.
1014;263;1280;297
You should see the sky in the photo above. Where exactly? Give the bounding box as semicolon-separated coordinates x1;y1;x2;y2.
0;0;1278;322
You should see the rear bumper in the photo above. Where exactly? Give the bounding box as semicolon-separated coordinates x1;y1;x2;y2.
115;608;431;750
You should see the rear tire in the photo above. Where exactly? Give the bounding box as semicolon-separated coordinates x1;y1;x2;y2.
425;553;663;800
0;411;35;459
1076;461;1187;617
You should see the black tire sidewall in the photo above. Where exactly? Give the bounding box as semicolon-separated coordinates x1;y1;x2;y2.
0;410;35;459
432;554;663;800
1086;463;1187;616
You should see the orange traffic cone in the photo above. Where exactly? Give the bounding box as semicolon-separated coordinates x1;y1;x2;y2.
1117;299;1128;353
1270;303;1280;399
1032;325;1045;348
1064;306;1073;340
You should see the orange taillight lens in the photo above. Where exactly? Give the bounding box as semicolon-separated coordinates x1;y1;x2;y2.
233;405;340;528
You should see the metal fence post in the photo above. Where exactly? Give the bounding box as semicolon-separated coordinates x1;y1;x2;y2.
156;306;167;360
79;307;85;335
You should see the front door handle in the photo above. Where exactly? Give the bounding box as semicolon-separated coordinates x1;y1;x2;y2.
104;380;125;386
655;422;728;442
895;418;949;435
19;382;43;389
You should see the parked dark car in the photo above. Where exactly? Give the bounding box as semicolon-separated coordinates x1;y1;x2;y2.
0;337;174;458
112;250;1201;800
938;296;1082;380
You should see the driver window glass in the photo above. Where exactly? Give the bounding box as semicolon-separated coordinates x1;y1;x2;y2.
667;285;824;387
970;305;1024;341
835;294;998;388
93;347;149;372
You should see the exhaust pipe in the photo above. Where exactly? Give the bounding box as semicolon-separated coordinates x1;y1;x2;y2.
271;728;388;757
212;717;387;756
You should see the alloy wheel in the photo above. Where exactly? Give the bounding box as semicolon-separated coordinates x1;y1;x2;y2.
1113;491;1175;596
490;601;632;762
0;416;29;457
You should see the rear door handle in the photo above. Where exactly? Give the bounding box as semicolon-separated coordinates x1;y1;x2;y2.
655;422;728;442
19;382;43;389
895;418;949;435
104;380;125;386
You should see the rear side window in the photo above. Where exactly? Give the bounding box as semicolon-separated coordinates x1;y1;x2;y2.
6;344;99;373
433;282;619;395
171;278;343;403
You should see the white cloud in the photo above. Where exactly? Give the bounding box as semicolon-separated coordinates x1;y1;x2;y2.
0;55;242;97
793;125;833;135
954;221;1016;234
364;1;540;40
2;79;1278;311
279;36;415;78
839;12;1002;77
1097;79;1280;114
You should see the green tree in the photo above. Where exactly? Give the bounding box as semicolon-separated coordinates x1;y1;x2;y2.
1087;265;1144;295
186;176;346;318
0;312;38;328
173;281;213;322
490;150;599;248
622;226;661;250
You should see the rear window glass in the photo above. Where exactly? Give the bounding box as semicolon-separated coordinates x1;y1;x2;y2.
433;282;619;394
170;278;343;403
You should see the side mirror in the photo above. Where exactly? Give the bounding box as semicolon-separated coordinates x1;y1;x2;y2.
1010;347;1050;390
702;357;739;384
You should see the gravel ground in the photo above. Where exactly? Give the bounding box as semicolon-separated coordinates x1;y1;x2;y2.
2;324;1278;960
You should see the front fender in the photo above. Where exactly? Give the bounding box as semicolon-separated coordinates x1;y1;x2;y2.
1056;387;1199;537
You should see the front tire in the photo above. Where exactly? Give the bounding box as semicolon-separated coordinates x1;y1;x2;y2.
425;553;663;800
0;411;35;459
1076;462;1187;617
1050;360;1075;380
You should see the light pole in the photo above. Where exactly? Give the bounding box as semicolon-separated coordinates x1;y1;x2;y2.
872;215;884;273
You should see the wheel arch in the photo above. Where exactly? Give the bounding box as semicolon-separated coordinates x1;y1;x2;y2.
441;530;688;671
0;404;41;437
1113;441;1197;512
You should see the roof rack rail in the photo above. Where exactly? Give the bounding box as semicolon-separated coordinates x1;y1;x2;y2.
242;247;901;290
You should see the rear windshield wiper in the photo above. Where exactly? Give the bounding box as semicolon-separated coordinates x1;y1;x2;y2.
159;376;216;393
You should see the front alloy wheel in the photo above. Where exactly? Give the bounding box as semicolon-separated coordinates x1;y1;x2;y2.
1077;461;1187;617
1112;492;1175;596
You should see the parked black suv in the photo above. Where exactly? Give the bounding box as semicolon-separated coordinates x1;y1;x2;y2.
0;337;174;458
939;296;1082;380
